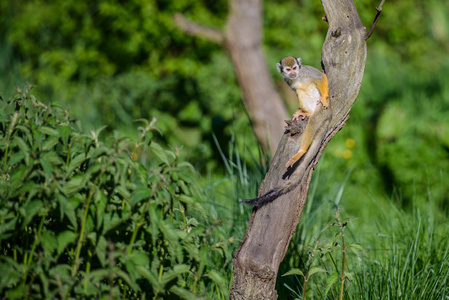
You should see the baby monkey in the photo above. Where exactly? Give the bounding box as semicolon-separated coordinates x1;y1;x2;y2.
277;56;329;168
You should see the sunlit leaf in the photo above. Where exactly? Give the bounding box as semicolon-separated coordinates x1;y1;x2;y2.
325;272;340;297
308;267;328;277
39;126;59;137
282;268;305;278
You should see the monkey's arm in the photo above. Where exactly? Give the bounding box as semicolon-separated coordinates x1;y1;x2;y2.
316;73;329;108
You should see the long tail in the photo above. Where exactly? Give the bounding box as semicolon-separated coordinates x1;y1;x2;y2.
242;181;296;208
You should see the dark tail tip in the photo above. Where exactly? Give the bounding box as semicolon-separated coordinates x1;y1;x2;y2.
242;188;283;208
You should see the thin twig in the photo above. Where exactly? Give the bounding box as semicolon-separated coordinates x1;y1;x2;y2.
173;14;225;45
365;0;386;40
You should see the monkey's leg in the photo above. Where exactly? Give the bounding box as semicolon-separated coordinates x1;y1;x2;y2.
285;113;320;168
317;73;329;108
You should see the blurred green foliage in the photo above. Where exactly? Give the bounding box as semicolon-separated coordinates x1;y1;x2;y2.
2;1;449;297
0;86;232;299
0;0;449;216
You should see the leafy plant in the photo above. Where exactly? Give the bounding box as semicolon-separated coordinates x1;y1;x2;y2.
282;209;362;300
0;85;231;299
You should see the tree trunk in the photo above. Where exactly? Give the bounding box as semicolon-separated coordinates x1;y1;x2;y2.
224;0;288;153
229;0;367;298
174;0;289;153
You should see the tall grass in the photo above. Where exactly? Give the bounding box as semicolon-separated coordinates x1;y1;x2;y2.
205;120;449;299
278;166;449;299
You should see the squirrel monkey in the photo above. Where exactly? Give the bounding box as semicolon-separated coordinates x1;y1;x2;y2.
276;56;329;168
242;57;331;208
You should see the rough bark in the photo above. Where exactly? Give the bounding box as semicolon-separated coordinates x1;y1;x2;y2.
229;0;367;298
174;0;289;153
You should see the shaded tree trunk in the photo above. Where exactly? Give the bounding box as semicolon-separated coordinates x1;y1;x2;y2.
224;0;288;152
174;0;288;153
229;0;368;298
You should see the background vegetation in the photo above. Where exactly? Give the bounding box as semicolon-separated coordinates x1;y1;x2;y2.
1;0;448;298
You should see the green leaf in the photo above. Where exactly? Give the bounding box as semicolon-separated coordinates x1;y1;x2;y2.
42;136;59;151
15;125;32;144
128;251;150;266
13;136;30;153
22;200;43;226
169;286;197;300
83;269;110;285
282;268;305;278
115;185;131;200
95;192;107;230
95;236;107;267
150;142;169;165
7;152;26;166
63;199;77;230
61;175;86;196
136;265;162;290
39;157;53;177
206;270;228;298
132;185;151;206
57;231;77;255
160;264;190;288
116;269;140;291
178;180;191;195
102;211;126;234
39;126;60;137
347;242;365;254
59;125;71;148
325;272;340;297
178;195;194;204
148;204;160;246
5;285;27;299
308;267;328;277
67;153;86;175
159;221;179;258
9;164;28;189
0;218;17;238
41;230;58;255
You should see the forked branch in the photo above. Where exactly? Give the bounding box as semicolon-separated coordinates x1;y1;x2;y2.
173;13;225;45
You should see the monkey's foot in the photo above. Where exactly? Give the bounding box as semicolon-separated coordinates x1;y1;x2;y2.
285;157;298;169
285;150;306;168
292;109;310;120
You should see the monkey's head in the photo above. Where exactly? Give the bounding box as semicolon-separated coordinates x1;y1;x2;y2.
276;56;302;80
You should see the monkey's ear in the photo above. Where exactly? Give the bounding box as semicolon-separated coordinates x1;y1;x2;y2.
276;62;282;73
296;57;302;65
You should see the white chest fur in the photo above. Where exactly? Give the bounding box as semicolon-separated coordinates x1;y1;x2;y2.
296;84;321;113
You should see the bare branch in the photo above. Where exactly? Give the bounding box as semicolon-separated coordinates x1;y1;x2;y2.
173;13;225;45
365;0;386;40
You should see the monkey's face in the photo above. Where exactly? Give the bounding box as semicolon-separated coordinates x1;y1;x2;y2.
283;64;299;79
276;56;302;80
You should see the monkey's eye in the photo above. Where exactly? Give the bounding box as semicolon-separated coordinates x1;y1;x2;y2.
292;66;298;70
285;68;291;71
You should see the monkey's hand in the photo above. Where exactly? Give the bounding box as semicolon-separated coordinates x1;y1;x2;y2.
318;96;328;109
292;109;310;120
